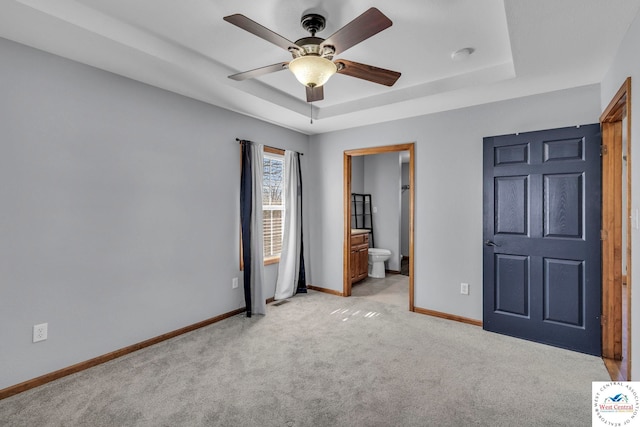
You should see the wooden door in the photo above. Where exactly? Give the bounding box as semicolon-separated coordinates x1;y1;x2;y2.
483;124;602;355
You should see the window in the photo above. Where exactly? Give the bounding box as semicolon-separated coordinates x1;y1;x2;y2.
262;149;285;264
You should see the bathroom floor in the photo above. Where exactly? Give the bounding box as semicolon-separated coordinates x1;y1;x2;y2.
350;273;409;309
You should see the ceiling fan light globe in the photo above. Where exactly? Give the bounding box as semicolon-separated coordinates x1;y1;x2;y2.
288;56;337;88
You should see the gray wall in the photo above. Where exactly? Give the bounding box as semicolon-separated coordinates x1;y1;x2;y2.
363;153;402;271
350;155;365;195
0;38;309;389
307;84;602;320
600;9;640;379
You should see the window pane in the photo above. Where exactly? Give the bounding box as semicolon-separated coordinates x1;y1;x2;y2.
271;160;283;206
263;208;283;257
263;158;272;204
262;153;285;259
263;157;283;207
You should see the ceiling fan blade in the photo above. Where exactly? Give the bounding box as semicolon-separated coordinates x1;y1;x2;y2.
224;14;298;52
228;62;289;81
320;8;392;55
336;60;401;86
306;85;324;102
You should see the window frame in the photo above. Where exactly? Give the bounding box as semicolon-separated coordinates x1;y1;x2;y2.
240;145;286;268
262;147;285;265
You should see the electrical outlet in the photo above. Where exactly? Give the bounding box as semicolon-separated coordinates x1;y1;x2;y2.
460;283;469;295
33;323;48;343
232;277;239;289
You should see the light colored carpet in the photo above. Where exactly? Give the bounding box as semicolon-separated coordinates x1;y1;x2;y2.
0;290;608;426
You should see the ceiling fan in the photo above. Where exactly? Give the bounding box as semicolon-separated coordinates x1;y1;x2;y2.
223;8;401;102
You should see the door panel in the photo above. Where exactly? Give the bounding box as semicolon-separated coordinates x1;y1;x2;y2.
483;124;601;356
543;258;583;326
544;173;583;238
350;249;357;281
495;176;528;235
494;254;529;317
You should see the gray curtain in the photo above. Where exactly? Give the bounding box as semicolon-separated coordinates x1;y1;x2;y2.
249;144;266;315
274;151;304;300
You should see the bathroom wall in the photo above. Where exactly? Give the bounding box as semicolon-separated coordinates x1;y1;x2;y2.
351;155;365;194
401;162;410;257
350;155;365;229
363;152;402;271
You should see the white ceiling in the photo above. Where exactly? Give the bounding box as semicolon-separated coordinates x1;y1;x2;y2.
1;0;639;135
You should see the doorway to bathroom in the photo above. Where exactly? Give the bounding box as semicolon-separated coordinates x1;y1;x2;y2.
343;143;415;311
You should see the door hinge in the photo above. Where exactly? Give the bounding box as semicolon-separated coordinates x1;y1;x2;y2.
601;145;608;156
601;229;608;240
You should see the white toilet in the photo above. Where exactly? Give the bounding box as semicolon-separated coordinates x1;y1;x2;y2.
368;248;392;278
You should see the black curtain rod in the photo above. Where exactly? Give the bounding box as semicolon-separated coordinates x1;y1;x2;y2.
236;138;303;156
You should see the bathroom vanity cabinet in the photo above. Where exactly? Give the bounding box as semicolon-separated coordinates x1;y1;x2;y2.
350;232;369;284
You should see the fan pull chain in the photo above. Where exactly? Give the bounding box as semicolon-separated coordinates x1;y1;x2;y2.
310;101;313;124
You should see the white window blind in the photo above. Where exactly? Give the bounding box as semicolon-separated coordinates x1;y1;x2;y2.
263;153;285;259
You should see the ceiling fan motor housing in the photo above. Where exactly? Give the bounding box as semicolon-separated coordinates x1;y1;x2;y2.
292;36;334;59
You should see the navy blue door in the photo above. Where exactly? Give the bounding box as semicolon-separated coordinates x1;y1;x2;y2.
483;124;602;355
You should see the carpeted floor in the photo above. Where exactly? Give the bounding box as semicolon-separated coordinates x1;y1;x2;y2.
0;290;608;426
